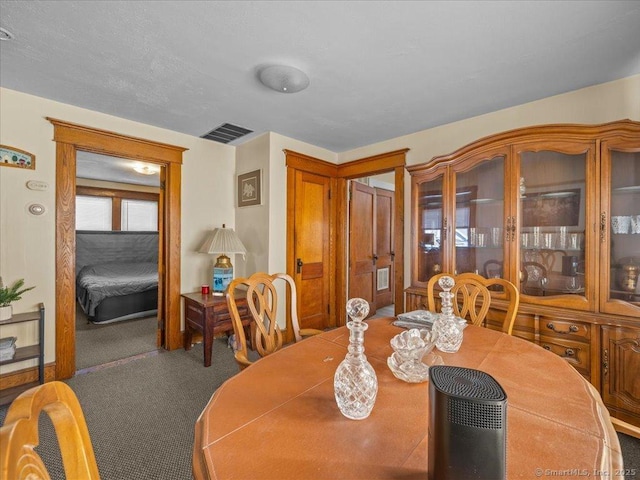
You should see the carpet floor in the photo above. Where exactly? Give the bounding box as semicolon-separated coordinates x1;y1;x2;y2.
1;338;238;480
75;308;158;370
1;334;639;479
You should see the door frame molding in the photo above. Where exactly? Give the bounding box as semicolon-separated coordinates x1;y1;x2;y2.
48;118;186;380
285;148;407;328
337;150;408;325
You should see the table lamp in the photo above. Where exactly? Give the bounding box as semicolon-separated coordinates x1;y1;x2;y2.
198;225;247;295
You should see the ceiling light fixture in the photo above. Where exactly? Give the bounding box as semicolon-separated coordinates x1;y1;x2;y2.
0;27;14;41
133;164;158;175
258;65;310;94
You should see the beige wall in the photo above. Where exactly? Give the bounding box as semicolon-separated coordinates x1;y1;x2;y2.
0;87;236;370
1;74;638;371
234;133;271;278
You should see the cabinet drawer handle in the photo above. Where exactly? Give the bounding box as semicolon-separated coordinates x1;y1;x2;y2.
546;322;579;334
542;345;551;351
564;348;575;357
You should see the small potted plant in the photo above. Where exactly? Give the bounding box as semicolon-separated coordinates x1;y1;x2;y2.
0;277;35;321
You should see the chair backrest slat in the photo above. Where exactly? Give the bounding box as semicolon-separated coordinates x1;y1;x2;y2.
227;272;306;370
1;381;100;480
427;272;519;335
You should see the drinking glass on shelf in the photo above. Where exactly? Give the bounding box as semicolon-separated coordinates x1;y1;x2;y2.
491;227;503;247
540;277;549;291
611;216;631;234
532;227;541;248
558;226;568;249
569;233;579;250
469;227;477;246
477;233;487;248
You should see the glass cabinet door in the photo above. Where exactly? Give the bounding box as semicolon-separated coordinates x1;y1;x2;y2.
454;155;506;278
517;143;592;310
601;139;640;317
415;174;445;285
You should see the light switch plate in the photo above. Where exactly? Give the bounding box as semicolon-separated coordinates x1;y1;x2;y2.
26;180;49;191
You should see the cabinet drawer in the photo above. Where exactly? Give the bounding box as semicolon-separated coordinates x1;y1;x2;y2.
185;302;204;321
485;309;536;341
539;335;590;375
541;318;590;341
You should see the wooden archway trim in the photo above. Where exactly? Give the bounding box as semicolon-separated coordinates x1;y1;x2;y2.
335;149;408;324
48;118;186;380
285;148;408;328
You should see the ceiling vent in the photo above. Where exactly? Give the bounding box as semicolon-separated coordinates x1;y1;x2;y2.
201;123;253;144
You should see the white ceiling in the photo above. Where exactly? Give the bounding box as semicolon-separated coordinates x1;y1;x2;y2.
76;151;161;187
1;0;640;154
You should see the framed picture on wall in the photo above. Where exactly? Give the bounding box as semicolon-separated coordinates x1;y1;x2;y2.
237;169;262;207
522;188;581;227
1;145;36;170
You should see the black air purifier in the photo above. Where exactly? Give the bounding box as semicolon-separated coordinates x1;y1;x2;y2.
428;366;507;480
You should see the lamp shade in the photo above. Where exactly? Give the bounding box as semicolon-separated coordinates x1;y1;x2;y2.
198;225;246;257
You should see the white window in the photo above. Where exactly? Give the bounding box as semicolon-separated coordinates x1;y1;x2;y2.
121;199;158;231
76;195;112;230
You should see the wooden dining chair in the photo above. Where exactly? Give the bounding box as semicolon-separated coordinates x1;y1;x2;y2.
539;249;568;272
226;272;322;370
483;259;503;279
426;272;520;335
0;381;100;480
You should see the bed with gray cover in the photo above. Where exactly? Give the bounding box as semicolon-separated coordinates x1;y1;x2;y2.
76;231;158;323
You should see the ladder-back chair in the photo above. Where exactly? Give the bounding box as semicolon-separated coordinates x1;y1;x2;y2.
226;272;322;370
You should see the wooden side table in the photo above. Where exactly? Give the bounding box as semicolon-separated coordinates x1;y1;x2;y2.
182;292;251;367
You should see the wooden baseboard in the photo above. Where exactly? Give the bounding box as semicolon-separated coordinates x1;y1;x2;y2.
0;363;56;390
611;417;640;439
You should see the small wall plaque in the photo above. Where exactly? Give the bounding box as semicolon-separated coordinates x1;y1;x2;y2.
1;145;36;170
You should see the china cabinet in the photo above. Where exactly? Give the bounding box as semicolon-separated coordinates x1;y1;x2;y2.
406;120;640;430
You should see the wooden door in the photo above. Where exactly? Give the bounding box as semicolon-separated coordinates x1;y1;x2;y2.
293;171;331;330
375;187;394;308
349;181;376;314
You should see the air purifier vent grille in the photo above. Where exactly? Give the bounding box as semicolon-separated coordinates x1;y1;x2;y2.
448;397;504;429
430;366;506;401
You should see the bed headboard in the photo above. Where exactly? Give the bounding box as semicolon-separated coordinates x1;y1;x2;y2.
76;231;159;276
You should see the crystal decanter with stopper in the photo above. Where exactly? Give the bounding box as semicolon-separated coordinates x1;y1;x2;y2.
433;275;464;353
334;298;378;420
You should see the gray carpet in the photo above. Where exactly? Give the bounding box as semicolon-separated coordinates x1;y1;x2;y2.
76;308;158;370
1;336;639;479
1;338;239;480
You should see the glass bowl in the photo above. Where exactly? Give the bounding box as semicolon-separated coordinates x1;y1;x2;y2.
388;328;442;383
390;328;438;364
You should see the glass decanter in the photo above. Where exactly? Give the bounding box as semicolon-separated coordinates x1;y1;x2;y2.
334;298;378;420
433;275;464;353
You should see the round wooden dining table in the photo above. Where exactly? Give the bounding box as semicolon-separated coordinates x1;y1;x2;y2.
193;317;623;480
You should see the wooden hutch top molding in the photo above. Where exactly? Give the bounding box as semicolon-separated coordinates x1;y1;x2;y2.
407;119;640;174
